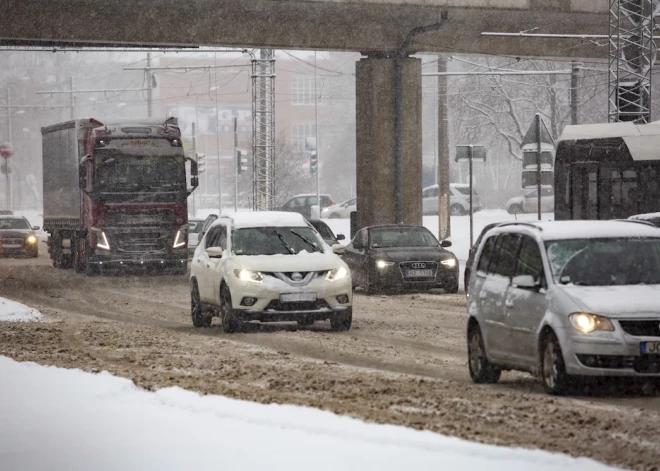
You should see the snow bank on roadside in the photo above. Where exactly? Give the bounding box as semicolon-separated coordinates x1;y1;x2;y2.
0;356;618;471
0;297;42;322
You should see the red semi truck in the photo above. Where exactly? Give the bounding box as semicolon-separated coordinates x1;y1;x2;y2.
41;117;198;275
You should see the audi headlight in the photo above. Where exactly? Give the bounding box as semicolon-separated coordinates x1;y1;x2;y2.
569;313;614;334
26;234;38;245
326;266;348;281
93;229;110;250
376;260;394;269
441;258;457;268
234;269;264;283
173;229;187;249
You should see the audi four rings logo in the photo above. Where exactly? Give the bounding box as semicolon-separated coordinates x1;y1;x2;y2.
411;263;426;269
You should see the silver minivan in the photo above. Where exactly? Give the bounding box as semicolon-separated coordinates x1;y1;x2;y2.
466;220;660;394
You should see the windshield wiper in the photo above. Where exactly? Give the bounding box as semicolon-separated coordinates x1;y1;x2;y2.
290;230;322;252
273;229;296;254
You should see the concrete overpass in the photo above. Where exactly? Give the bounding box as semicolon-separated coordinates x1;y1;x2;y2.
0;0;610;229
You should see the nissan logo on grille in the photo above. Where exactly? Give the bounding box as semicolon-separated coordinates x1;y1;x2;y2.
291;272;303;281
411;262;426;269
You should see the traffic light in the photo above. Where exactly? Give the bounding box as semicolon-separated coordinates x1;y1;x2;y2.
197;153;206;173
310;151;318;175
237;150;248;174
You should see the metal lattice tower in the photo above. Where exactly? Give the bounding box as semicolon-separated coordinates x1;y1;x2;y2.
252;49;276;210
609;0;657;123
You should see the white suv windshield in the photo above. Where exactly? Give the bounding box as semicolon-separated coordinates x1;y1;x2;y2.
546;238;660;286
232;226;325;255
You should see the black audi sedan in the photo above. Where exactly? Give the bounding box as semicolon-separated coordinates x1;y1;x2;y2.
0;216;40;257
343;224;458;294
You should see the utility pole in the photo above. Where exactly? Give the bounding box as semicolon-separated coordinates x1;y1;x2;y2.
571;61;580;125
437;55;451;240
5;88;12;210
69;76;75;120
191;122;197;217
147;53;152;118
233;116;238;213
314;51;320;217
214;52;223;212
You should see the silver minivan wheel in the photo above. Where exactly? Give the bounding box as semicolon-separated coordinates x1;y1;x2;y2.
540;333;569;395
467;324;501;384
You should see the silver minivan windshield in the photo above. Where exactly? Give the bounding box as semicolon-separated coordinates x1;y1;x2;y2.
546;237;660;286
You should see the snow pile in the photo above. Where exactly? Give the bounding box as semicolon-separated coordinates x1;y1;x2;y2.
0;356;618;471
0;297;42;322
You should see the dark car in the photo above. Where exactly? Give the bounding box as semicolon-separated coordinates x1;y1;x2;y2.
464;222;502;293
279;194;335;219
308;219;346;252
0;210;13;215
343;224;458;294
0;216;40;257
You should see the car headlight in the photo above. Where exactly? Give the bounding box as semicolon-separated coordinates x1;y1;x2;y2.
376;260;395;269
26;235;38;245
93;230;110;250
569;312;614;334
326;266;348;281
441;258;457;268
173;229;187;248
234;269;264;283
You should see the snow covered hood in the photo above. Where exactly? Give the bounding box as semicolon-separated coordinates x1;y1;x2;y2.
234;251;344;273
560;285;660;318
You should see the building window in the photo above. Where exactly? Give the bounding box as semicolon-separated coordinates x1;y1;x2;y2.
291;75;322;105
291;123;316;153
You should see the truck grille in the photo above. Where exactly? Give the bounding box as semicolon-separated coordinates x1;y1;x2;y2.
105;208;175;227
111;230;169;254
619;320;660;337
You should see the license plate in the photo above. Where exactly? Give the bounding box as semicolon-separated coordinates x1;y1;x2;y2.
641;341;660;354
280;292;317;302
405;269;433;278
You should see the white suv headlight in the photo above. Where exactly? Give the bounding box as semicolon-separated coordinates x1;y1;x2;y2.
234;269;264;283
326;266;348;281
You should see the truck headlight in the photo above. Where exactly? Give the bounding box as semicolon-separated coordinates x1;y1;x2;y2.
234;269;264;283
441;258;457;268
93;230;110;250
326;266;348;281
26;235;38;245
173;229;187;249
569;313;614;334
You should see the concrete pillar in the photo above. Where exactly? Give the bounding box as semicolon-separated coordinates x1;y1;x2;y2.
355;56;423;230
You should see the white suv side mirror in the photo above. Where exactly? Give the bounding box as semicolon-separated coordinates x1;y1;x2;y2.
206;247;224;258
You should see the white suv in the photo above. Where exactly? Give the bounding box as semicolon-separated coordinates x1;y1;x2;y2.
190;211;352;332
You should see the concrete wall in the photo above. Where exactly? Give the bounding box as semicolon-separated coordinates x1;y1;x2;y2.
356;57;423;229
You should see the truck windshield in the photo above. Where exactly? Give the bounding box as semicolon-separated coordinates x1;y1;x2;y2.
94;150;186;192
